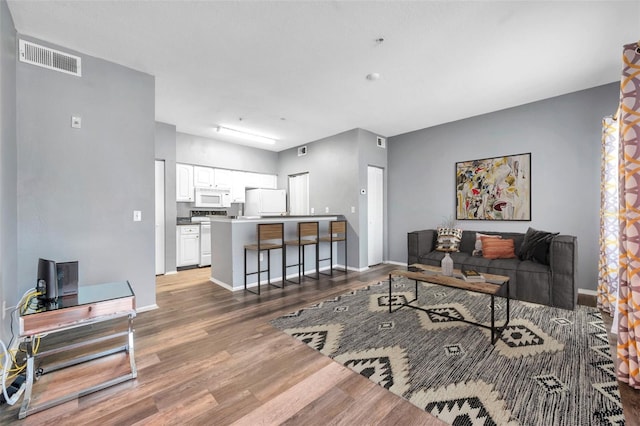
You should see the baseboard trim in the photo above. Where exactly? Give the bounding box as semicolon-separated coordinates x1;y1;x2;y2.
385;260;407;266
137;304;159;313
210;277;234;291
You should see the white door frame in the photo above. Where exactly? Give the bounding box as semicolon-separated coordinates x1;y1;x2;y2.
288;172;309;215
155;160;165;275
367;166;384;266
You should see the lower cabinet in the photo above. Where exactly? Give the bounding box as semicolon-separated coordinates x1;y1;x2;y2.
177;225;200;267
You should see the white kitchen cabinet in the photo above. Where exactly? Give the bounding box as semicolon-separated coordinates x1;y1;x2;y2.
177;225;200;267
231;170;246;203
260;174;277;189
213;168;232;189
244;172;277;189
176;164;194;202
193;166;215;188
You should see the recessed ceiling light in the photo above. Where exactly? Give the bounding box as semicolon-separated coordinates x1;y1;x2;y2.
216;126;276;145
366;73;381;81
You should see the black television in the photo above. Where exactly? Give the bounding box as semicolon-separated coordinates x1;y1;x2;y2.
37;258;58;301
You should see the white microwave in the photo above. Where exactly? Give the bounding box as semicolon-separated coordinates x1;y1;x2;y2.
195;188;231;208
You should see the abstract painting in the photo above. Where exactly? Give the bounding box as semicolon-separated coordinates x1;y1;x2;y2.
456;153;531;221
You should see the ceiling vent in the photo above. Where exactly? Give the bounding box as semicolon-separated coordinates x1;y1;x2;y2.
298;146;308;156
376;136;386;148
19;40;82;77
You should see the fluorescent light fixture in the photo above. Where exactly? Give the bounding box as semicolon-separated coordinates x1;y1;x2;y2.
216;126;276;145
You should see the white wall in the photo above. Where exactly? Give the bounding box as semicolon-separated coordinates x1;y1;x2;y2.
388;82;619;292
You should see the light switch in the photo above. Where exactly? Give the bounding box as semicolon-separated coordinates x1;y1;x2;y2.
133;210;142;221
71;116;82;129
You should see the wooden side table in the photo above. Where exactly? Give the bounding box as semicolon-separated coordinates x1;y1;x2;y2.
17;281;137;419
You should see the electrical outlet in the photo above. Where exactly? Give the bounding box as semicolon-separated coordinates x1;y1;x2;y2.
325;207;329;213
133;210;142;221
351;206;356;213
310;207;315;214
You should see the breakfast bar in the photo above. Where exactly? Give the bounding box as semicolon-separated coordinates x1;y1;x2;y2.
208;215;342;291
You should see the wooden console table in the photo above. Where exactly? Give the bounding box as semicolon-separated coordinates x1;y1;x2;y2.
17;281;137;419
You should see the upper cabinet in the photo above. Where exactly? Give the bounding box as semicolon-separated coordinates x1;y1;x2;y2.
231;170;246;203
193;166;215;188
176;164;194;202
177;163;277;203
244;172;277;190
213;168;232;189
193;166;232;189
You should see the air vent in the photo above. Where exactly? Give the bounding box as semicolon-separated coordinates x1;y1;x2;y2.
19;40;81;77
298;146;307;156
376;136;386;148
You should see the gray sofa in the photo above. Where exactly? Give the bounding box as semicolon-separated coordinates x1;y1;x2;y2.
407;229;578;310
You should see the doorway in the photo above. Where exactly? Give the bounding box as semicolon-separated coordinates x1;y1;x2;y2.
288;173;309;215
367;166;383;266
155;160;165;275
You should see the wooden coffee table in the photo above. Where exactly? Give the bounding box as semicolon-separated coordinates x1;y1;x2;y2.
389;263;510;344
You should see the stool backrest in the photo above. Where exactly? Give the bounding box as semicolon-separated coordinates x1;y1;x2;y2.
257;223;284;245
330;220;346;235
298;222;319;239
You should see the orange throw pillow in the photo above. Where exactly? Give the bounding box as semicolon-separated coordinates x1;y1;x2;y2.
481;237;516;259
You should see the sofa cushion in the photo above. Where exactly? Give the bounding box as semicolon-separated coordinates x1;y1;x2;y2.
481;237;517;259
462;256;493;269
421;250;471;265
519;227;559;265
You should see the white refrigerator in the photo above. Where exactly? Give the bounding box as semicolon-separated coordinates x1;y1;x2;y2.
244;189;287;216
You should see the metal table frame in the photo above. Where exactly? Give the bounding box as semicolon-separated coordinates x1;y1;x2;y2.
18;281;137;419
388;266;510;344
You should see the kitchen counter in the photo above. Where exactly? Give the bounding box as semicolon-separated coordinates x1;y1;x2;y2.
209;215;343;291
207;215;338;222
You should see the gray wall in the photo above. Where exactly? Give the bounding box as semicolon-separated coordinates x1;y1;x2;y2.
155;122;177;273
388;82;620;292
16;35;157;309
0;0;17;342
278;128;387;270
176;132;278;173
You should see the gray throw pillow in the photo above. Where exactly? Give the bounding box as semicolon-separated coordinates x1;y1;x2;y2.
519;227;558;265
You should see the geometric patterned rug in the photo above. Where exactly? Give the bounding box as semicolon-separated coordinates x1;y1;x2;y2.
270;278;626;425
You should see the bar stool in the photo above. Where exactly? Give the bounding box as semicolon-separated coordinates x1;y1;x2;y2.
244;223;284;295
284;221;319;284
319;220;348;276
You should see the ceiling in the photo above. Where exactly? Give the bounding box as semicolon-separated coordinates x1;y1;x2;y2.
7;1;640;152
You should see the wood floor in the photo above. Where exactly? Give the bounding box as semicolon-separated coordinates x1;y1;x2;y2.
1;265;638;425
